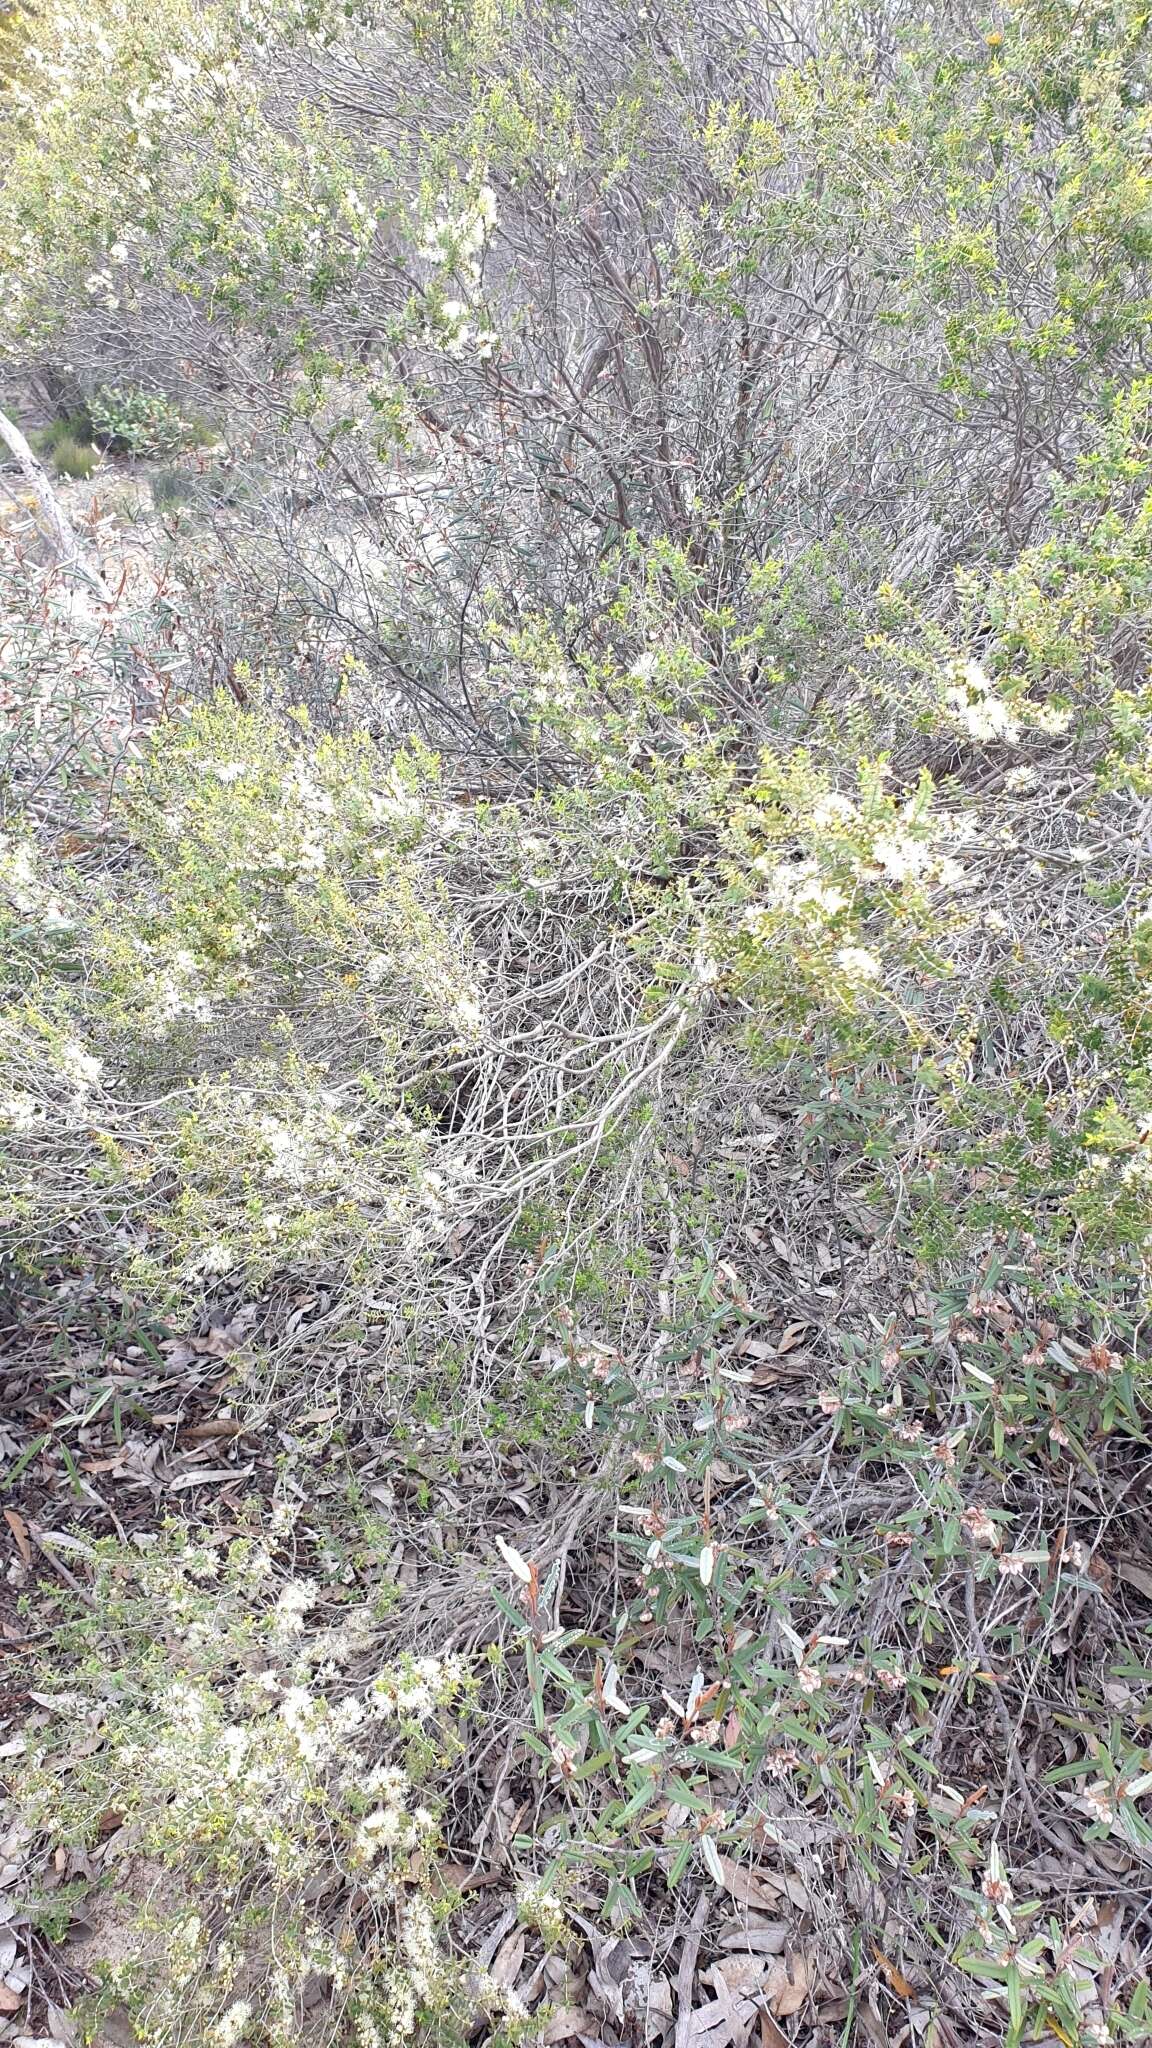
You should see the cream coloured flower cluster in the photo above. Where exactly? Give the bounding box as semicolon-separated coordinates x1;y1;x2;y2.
741;776;970;994
418;185;500;359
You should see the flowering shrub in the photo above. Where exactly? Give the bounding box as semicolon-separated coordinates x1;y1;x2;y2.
0;698;488;1310
4;0;1152;2042
24;1532;473;2048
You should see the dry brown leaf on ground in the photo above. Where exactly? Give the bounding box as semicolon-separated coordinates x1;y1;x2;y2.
872;1946;915;1999
757;2015;788;2048
2;1514;31;1571
589;1936;643;2024
716;1927;788;1956
621;1960;675;2043
763;1955;809;2020
744;1837;812;1912
543;2009;594;2043
706;1958;769;1999
681;1993;759;2048
641;1971;674;2042
167;1464;254;1491
713;1856;784;1913
489;1928;526;1989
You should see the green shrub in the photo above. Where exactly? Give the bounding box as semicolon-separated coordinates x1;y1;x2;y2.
24;1531;479;2048
90;383;196;457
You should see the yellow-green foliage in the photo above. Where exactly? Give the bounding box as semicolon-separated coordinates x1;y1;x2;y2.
26;1530;477;2048
5;2;1152;2042
0;701;487;1310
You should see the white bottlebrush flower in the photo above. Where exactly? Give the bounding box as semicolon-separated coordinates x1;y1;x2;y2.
59;1040;104;1096
945;661;1020;744
209;2000;253;2048
197;1242;234;1275
454;991;484;1037
1031;701;1072;734
272;1577;318;1634
757;858;849;925
869;828;930;881
835;944;882;983
811;791;857;828
355;1804;413;1858
0;1092;44;1133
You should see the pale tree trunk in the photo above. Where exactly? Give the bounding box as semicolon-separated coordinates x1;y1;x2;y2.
0;403;113;600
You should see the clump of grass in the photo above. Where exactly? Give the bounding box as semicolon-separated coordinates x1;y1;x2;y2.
151;466;198;510
185;412;221;448
46;431;98;479
32;410;99;477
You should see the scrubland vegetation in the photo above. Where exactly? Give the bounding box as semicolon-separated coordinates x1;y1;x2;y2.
2;0;1152;2042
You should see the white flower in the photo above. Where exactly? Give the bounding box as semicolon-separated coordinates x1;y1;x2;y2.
1032;702;1072;734
59;1040;104;1096
454;992;484;1037
945;660;1020;745
209;2000;253;2048
221;1725;250;1779
1;1092;43;1133
355;1804;413;1858
811;791;857;828
198;1242;234;1275
870;828;930;882
962;1504;1000;1548
272;1577;318;1634
756;858;849;925
362;1762;409;1801
835;944;882;983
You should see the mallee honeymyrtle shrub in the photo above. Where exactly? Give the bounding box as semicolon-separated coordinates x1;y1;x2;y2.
23;1529;481;2048
3;0;1152;2037
0;698;490;1312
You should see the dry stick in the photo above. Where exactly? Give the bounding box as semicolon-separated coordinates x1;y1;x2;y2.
0;404;113;600
29;1527;97;1609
